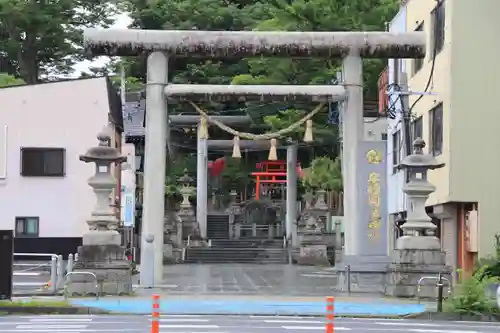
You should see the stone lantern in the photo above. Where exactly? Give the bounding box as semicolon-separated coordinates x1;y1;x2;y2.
69;128;133;296
397;138;444;250
79;129;127;237
386;138;451;298
178;169;194;215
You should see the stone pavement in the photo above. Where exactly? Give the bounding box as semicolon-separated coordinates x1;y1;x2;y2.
152;264;341;296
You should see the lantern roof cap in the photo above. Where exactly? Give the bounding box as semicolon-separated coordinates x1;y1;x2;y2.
399;138;445;170
80;128;127;164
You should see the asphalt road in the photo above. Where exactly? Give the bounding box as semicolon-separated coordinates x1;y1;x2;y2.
1;315;500;333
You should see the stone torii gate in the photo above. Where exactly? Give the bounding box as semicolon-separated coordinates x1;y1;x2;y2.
84;29;425;285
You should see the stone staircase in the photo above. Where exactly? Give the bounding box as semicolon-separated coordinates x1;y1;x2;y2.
185;239;288;264
206;214;230;239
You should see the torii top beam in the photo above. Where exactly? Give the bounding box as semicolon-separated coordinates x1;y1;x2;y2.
165;84;347;102
83;29;425;58
169;114;252;125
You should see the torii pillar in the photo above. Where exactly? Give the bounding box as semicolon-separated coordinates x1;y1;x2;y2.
83;29;425;286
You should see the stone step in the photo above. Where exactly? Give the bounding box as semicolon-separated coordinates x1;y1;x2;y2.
185;247;288;264
211;239;283;248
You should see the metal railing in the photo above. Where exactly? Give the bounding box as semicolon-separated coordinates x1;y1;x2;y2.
63;271;99;300
13;253;60;293
416;274;452;310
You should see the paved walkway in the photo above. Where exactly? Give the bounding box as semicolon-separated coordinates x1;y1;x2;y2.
155;264;340;296
69;296;427;316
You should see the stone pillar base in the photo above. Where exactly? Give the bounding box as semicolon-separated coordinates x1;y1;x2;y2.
67;244;133;296
295;233;330;266
385;248;452;298
335;255;390;293
296;243;330;266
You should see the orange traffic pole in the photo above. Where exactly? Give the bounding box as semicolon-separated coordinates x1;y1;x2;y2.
326;296;334;333
151;294;160;333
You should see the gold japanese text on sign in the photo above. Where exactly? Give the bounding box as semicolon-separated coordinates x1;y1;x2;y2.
366;149;382;241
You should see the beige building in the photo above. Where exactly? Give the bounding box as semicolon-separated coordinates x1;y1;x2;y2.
400;0;500;275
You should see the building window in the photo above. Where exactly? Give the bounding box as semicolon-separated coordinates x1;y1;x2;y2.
15;217;39;237
412;116;423;142
432;1;446;55
392;130;401;173
21;148;65;177
429;103;443;156
381;133;388;141
413;23;424;75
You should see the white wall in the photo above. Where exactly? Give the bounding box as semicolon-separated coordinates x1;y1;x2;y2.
387;6;408;215
364;117;387;141
0;78;112;238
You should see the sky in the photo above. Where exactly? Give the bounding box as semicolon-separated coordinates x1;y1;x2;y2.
71;13;132;77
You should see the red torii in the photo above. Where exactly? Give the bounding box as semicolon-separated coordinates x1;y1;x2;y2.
252;160;303;200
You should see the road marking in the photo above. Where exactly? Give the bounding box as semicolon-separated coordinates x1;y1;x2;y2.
29;319;93;322
264;320;323;324
376;323;442;327
158;319;210;322
251;315;305;319
282;326;350;330
133;284;177;288
12;282;47;286
16;325;89;329
410;330;481;333
2;328;143;333
13;272;43;276
20;315;96;318
147;314;202;317
300;274;335;278
159;325;219;329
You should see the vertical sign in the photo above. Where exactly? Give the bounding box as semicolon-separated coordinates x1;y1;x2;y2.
122;191;135;227
357;141;388;257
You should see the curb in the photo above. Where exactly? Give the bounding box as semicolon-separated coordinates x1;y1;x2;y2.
410;312;500;322
77;310;500;321
13;293;64;297
0;306;111;315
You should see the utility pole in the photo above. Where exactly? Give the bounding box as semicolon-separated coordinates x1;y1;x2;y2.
398;72;412;175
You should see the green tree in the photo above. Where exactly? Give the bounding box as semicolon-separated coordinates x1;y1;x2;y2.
0;72;24;87
302;156;342;192
0;0;117;83
237;0;398;99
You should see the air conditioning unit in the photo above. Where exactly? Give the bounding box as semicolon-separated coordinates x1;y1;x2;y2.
465;209;478;253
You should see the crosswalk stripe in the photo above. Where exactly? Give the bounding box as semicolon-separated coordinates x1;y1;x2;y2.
1;329;142;332
410;330;480;333
282;326;350;330
16;325;89;329
251;315;303;318
158;319;210;322
376;323;442;327
29;319;92;322
264;320;323;324
159;325;219;328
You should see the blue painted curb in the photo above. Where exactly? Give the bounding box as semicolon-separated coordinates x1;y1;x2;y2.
69;299;426;316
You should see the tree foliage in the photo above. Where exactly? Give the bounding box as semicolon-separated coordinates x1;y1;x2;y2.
302;156;342;191
0;0;117;83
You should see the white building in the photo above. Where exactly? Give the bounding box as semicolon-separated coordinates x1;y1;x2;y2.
385;5;408;242
0;77;123;256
